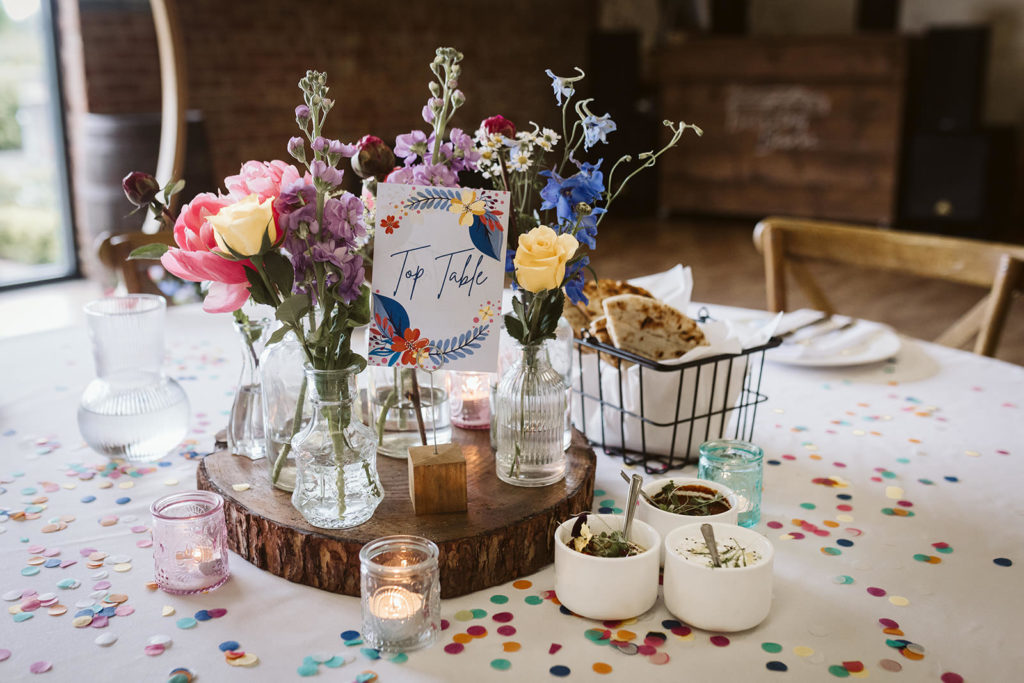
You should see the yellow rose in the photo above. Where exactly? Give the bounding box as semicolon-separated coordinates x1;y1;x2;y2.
513;225;578;293
208;193;276;257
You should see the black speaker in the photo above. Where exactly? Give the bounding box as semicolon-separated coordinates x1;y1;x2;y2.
899;130;1013;233
916;27;989;132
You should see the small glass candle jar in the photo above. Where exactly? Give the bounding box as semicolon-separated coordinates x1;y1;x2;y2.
698;440;765;528
150;491;230;594
450;371;492;430
360;535;440;652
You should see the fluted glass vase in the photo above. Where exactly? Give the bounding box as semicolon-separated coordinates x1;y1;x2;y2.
494;342;568;487
260;331;311;492
227;317;270;460
291;365;383;529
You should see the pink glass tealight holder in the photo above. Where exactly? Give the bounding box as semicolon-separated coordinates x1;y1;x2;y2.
450;371;492;430
150;491;230;594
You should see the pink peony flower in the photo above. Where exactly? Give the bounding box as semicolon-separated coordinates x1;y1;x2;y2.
224;160;303;202
159;192;253;313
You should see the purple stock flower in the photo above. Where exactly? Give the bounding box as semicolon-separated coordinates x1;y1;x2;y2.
412;162;458;187
448;128;480;171
311;159;344;187
274;180;318;234
329;140;357;158
295;105;310;123
311;136;328;153
322;194;368;247
394;130;432;165
421;104;435;124
334;249;365;303
385;166;416;184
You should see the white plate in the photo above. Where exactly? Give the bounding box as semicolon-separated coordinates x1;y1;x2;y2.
767;320;902;367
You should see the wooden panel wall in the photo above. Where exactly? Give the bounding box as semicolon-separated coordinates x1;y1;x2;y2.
657;36;907;224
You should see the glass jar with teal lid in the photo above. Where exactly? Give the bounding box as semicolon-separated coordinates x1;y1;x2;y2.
697;440;764;527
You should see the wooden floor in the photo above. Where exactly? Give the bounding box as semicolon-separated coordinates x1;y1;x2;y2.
595;217;1024;366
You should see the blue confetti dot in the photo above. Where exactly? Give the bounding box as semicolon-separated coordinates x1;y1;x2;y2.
324;656;347;668
158;461;173;467
766;661;788;672
340;630;360;641
597;507;614;513
98;606;116;617
115;497;131;505
836;493;852;500
75;609;94;618
836;539;854;547
13;612;33;622
661;619;682;629
194;609;212;621
297;662;319;677
559;605;573;616
44;558;61;568
359;647;380;660
945;476;959;482
766;459;781;466
219;640;240;652
176;617;198;629
994;557;1013;567
550;665;571;677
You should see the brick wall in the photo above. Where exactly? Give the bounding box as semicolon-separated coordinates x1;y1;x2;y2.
68;0;592;184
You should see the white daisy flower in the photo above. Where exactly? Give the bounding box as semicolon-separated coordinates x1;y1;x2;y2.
509;147;532;172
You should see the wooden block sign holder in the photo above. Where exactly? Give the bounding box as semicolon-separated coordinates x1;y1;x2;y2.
197;427;596;598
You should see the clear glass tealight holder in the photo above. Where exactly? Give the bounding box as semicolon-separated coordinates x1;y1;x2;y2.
151;491;230;594
450;371;493;430
698;439;765;527
360;535;440;652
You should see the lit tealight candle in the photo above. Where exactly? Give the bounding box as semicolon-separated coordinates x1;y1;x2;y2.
369;586;423;621
451;371;492;429
360;535;440;652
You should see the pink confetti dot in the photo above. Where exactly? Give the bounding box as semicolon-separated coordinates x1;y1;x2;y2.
650;652;670;665
837;504;853;512
466;625;487;637
492;612;514;623
207;608;227;618
789;532;805;540
767;521;783;529
29;661;52;674
549;644;562;654
833;462;847;468
144;644;165;656
497;625;516;636
93;581;111;590
897;500;913;508
444;643;464;654
710;636;730;647
636;645;656;655
878;618;899;629
115;605;134;617
940;674;964;683
0;649;11;662
440;619;450;630
671;626;691;637
867;587;887;597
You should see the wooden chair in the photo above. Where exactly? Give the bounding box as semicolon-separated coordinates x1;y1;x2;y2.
96;230;177;297
753;216;1024;357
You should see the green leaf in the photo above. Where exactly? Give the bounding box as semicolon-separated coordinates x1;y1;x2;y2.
345;285;372;327
245;267;276;307
127;243;170;260
503;313;525;344
266;325;291;347
164;178;185;199
262;251;294;296
276;293;312;327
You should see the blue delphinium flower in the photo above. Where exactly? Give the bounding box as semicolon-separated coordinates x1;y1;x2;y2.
582;113;616;149
545;69;576;106
505;247;516;276
564;256;590;305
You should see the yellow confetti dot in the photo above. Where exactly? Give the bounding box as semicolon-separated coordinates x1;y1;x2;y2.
888;596;910;606
809;454;822;461
965;450;980;457
779;534;795;540
62;482;77;490
161;605;175;616
231;483;251;492
48;605;67;616
850;670;870;678
503;641;521;652
616;630;636;641
885;486;904;500
164;479;179;486
227;653;260;667
852;429;866;436
773;408;785;414
908;438;921;444
836;514;854;523
72;615;93;628
823;520;839;528
27;556;45;566
794;646;815;657
98;481;112;489
8;605;21;615
112;563;132;573
118;481;134;489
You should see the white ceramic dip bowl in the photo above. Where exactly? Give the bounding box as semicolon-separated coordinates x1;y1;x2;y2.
636;477;739;566
663;522;774;632
553;513;660;620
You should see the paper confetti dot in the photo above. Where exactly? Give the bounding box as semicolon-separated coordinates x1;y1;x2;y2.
550;665;571;677
162;606;176;616
866;587;887;597
794;646;815;657
490;594;509;604
219;641;240;652
0;649;10;661
466;626;487;637
94;633;117;647
490;658;512;671
828;664;850;677
524;595;543;605
888;596;910;606
993;557;1013;567
471;609;487;619
454;610;474;621
762;642;783;653
340;630;360;641
592;662;613;674
497;625;516;636
940;674;964;683
766;661;788;672
443;643;464;654
710;636;730;647
879;659;902;672
512;580;532;589
649;652;670;665
297;662;319;677
144;644;166;656
503;642;521;653
176;617;198;629
29;661;52;674
227;653;259;667
231;483;250;492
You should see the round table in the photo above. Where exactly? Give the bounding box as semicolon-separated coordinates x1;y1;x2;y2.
1;304;1021;681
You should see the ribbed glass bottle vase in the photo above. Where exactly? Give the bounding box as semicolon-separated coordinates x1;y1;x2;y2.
494;342;568;487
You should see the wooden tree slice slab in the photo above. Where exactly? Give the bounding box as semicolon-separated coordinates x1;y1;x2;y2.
197;428;595;598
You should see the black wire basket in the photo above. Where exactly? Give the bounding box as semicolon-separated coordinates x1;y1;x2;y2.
570;316;780;474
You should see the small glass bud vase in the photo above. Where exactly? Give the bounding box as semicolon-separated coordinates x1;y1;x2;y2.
360;535;440;652
367;367;451;459
227;316;271;460
150;491;230;594
291;365;383;529
494;341;568;487
260;330;311;492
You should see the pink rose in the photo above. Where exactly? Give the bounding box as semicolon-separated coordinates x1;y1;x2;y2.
160;192;252;313
224;160;303;202
483;115;516;139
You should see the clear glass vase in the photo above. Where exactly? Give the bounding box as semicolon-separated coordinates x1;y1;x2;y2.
494;342;568;487
227;316;270;460
367;367;451;459
77;294;189;462
292;365;383;529
259;330;311;492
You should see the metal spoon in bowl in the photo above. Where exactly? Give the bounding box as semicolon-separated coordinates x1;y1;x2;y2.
622;473;643;545
701;523;722;568
619;470;657;506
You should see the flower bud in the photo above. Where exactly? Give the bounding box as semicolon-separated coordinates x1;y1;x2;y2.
421;104;435;124
483;114;516;139
574;202;593;217
452;65;462;77
122;171;160;207
429;97;443;112
429;81;441;97
452;90;466;107
311;136;328;152
287;136;306;162
447;79;458;89
295;104;311;124
351;134;396;182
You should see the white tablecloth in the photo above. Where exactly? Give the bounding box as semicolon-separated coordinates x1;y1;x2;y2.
1;304;1022;682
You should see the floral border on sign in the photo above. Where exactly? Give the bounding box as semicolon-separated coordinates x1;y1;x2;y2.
401;187;505;261
368;294;495;369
